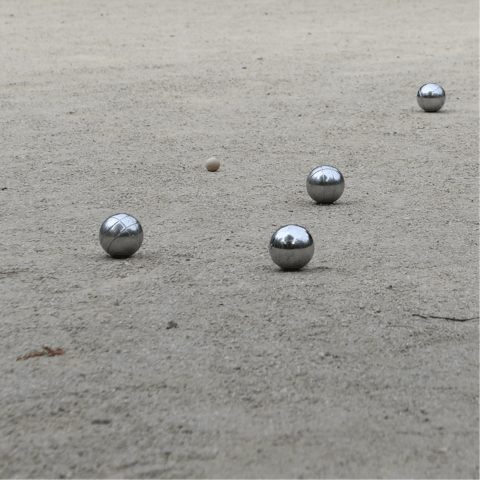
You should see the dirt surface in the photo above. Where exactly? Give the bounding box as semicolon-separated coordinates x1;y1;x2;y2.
1;0;478;478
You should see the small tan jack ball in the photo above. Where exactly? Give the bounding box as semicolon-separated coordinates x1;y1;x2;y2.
205;156;220;172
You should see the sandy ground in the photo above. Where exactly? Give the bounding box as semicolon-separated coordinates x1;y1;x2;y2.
0;0;478;478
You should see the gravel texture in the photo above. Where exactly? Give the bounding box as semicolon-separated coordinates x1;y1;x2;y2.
1;0;478;478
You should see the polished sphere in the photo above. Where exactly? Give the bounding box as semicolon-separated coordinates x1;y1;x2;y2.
99;213;143;258
306;165;345;204
417;83;446;112
269;225;314;270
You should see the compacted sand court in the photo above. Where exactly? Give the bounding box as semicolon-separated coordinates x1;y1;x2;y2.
0;0;478;478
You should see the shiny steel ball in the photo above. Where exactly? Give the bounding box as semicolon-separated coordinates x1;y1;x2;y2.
269;225;314;270
99;213;144;258
417;83;446;112
306;165;345;204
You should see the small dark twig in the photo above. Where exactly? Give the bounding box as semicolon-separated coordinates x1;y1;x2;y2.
412;314;478;323
428;315;479;322
17;346;65;361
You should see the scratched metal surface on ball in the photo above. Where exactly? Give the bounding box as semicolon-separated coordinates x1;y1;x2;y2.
99;213;144;258
417;83;446;112
306;165;345;204
269;225;314;270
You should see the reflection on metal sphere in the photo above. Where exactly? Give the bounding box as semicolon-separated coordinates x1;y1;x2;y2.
99;213;143;258
417;83;446;112
306;165;345;204
269;224;314;270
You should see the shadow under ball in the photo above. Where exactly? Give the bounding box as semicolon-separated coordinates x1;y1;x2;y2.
99;213;144;258
417;83;446;112
306;165;345;204
269;225;314;270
